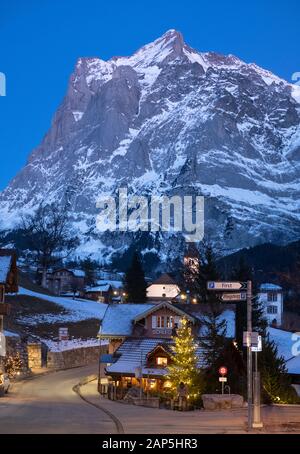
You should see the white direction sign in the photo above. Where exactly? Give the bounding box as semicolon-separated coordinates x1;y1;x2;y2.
219;377;227;382
220;292;247;301
207;281;247;291
251;335;262;352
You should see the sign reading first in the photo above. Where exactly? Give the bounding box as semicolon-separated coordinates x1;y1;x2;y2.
207;281;247;291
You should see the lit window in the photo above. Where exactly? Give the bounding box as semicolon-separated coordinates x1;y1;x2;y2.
166;316;173;328
157;316;165;328
156;357;168;366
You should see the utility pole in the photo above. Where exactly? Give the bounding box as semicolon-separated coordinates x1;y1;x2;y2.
253;346;263;428
247;280;253;431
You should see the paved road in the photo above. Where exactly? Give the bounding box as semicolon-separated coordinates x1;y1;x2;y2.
1;365;299;434
0;365;117;434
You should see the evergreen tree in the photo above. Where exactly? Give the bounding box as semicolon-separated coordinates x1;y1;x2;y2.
167;318;204;403
259;336;299;404
199;307;228;391
194;243;220;303
123;252;147;303
80;257;99;286
4;352;22;378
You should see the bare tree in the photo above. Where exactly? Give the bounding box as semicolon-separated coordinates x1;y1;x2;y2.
21;203;79;287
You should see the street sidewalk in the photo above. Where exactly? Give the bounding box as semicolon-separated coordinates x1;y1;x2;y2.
79;378;300;434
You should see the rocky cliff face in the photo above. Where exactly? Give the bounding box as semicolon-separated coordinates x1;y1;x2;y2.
1;30;300;267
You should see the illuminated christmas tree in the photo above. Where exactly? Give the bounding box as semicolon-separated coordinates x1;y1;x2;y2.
4;352;22;378
167;318;203;403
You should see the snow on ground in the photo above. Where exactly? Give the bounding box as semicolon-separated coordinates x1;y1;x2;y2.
42;337;108;352
17;287;107;325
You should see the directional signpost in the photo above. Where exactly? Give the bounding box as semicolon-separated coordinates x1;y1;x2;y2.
220;292;246;302
207;281;247;291
207;280;262;430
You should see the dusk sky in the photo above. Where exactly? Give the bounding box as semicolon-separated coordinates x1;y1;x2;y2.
0;0;299;190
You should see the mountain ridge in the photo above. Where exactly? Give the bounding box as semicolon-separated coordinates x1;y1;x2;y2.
1;29;300;268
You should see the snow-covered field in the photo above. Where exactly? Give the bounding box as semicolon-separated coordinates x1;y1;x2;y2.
16;287;108;326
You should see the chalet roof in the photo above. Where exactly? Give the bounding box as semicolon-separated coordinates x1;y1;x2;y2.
150;273;178;286
98;302;236;338
134;301;196;324
106;337;206;377
0;255;12;283
86;284;112;292
0;249;18;292
259;283;282;291
96;279;123;289
70;269;85;278
99;303;154;337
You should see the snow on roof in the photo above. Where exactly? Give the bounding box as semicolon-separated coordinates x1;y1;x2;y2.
4;329;20;338
0;255;12;283
150;273;178;286
106;337;206;376
96;279;123;289
100;304;154;337
134;301;196;323
86;284;111;292
70;269;85;278
260;283;282;291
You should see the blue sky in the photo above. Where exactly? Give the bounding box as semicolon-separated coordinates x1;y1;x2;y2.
0;0;299;190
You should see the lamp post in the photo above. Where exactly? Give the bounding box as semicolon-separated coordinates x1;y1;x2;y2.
97;302;110;394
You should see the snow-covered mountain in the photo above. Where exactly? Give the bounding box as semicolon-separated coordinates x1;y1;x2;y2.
1;29;300;266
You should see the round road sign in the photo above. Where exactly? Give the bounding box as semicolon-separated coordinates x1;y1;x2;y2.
219;366;227;376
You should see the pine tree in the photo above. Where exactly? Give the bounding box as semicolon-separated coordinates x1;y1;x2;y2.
4;352;22;378
194;243;220;303
80;257;99;286
259;336;299;404
167;318;204;403
199;306;228;392
123;252;147;303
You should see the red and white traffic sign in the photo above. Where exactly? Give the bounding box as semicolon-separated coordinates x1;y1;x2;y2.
218;366;227;376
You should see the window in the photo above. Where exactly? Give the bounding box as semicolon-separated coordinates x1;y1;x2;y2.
157;316;165;328
267;305;278;314
156;357;168;366
166;316;174;328
268;292;277;302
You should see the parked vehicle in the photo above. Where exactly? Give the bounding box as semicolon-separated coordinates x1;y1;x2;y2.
0;373;10;396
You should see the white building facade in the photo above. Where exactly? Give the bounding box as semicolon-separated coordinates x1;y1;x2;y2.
146;273;181;300
258;283;283;327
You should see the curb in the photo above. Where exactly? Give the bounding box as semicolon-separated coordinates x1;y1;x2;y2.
73;376;124;434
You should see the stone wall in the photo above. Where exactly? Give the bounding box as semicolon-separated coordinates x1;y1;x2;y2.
27;342;42;369
47;344;108;370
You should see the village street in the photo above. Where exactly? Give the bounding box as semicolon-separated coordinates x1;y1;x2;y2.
0;365;300;434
